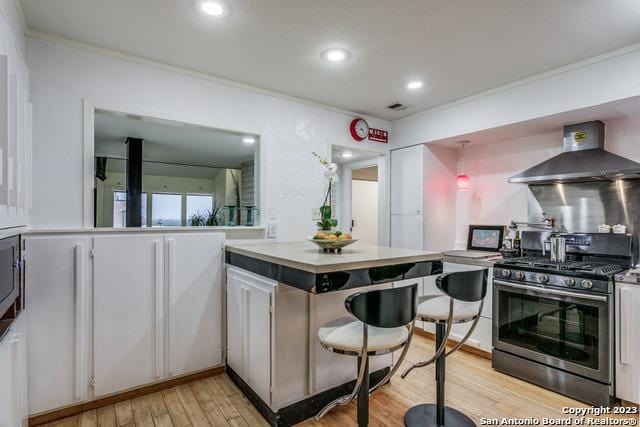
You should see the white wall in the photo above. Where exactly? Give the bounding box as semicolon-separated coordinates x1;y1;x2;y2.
351;179;377;245
453;117;640;248
26;37;390;240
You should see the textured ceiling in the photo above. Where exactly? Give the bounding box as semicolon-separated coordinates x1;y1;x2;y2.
20;0;640;120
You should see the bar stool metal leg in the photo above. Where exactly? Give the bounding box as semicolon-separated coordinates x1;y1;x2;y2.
404;323;475;427
357;356;369;427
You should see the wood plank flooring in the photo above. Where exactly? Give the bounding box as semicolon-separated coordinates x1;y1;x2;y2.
42;334;637;426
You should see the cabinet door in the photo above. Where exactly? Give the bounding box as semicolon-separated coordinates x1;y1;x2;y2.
0;329;13;427
245;281;272;404
391;214;423;250
226;268;245;377
93;235;165;397
226;267;274;404
616;284;639;404
25;235;91;415
391;145;423;215
165;233;224;377
11;312;28;426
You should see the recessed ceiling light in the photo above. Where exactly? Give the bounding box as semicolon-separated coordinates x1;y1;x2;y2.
322;48;350;63
242;137;256;144
406;80;424;90
200;1;227;16
340;152;354;158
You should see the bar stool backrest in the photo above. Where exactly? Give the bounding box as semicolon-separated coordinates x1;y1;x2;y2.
345;284;418;328
436;269;488;302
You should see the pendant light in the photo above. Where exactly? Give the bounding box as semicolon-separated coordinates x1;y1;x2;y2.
456;141;470;191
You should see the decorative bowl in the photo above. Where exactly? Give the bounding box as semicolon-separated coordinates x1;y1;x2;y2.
308;237;358;253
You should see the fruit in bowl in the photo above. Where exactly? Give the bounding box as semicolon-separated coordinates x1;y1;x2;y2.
309;231;357;253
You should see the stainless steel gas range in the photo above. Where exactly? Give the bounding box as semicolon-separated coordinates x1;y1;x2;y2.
492;231;633;407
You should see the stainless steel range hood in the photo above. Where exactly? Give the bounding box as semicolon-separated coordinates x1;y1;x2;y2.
509;120;640;184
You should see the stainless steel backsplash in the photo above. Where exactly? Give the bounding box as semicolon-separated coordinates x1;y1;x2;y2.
527;179;640;239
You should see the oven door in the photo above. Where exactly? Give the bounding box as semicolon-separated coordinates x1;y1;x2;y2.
493;279;611;383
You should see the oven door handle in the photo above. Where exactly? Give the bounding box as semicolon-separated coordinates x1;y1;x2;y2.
493;279;609;302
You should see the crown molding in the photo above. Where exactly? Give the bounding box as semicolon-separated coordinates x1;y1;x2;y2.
393;41;640;124
25;29;390;126
12;0;27;34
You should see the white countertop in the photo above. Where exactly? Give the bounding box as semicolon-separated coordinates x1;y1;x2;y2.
226;241;442;273
24;226;265;235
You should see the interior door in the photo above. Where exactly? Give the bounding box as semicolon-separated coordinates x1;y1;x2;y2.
93;234;165;396
166;233;224;377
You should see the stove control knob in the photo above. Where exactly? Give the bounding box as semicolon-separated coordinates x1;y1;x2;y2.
581;279;594;289
514;271;525;280
501;269;512;278
563;278;576;287
539;274;550;284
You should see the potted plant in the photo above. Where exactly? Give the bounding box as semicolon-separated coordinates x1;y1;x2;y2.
313;152;338;231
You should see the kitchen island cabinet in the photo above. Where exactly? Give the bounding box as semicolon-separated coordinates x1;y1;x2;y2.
225;241;442;426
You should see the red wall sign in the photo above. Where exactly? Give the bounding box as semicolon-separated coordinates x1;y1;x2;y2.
368;128;388;143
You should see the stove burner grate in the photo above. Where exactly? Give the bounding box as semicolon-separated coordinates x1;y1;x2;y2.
500;258;625;276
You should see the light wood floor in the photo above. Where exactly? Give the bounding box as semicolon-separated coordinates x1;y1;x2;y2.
44;334;636;426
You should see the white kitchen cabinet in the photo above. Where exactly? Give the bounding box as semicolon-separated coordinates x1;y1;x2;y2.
24;235;91;415
93;234;165;397
227;266;275;404
0;323;14;427
391;145;423;215
0;10;32;229
165;233;225;377
26;231;226;412
391;214;423;250
390;144;456;252
616;283;640;404
0;311;28;427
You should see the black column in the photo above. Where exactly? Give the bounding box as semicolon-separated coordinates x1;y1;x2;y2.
126;137;143;227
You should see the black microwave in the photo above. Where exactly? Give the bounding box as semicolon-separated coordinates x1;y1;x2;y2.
0;236;20;318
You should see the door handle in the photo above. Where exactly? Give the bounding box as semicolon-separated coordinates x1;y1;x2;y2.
619;288;630;365
154;240;163;379
74;243;87;400
167;239;176;376
493;280;608;302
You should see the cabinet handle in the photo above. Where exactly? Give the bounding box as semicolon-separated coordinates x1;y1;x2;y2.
620;288;630;365
74;243;86;400
167;239;176;376
242;287;250;380
154;240;163;379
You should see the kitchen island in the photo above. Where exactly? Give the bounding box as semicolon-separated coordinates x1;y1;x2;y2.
225;241;442;426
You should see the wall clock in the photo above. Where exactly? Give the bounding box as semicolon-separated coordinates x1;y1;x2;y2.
349;118;369;141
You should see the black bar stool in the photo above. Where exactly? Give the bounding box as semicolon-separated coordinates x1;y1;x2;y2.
402;269;488;427
315;284;418;427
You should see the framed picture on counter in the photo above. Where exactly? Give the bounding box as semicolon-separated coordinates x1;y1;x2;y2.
467;225;505;252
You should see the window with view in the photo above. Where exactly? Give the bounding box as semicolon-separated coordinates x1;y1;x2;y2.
151;193;182;227
186;194;213;224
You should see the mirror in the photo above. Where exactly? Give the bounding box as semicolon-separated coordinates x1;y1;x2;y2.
93;110;259;228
